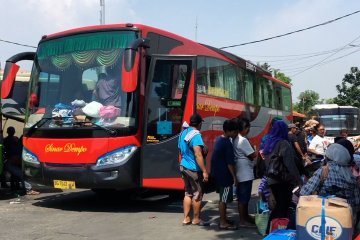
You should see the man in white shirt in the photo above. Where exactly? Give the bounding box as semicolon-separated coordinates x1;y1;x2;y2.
233;118;256;227
308;124;329;159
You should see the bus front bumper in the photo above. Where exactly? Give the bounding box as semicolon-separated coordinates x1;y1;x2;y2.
23;153;140;190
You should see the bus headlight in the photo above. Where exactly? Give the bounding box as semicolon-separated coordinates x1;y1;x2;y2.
22;148;40;165
96;145;137;167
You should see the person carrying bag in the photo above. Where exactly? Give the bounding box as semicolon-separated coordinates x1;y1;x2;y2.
263;120;302;233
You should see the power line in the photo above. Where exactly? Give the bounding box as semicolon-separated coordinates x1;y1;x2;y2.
252;46;354;64
0;38;37;48
278;48;360;73
285;48;360;74
220;10;360;49
241;44;360;58
290;34;360;77
255;46;356;70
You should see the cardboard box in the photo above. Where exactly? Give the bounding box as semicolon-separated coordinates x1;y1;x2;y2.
296;195;353;240
263;229;296;240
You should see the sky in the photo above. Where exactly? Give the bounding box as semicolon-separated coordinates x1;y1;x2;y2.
1;0;360;103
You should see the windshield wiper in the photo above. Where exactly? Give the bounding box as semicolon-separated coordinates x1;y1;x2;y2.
91;122;117;137
26;117;53;137
26;117;117;137
73;120;117;137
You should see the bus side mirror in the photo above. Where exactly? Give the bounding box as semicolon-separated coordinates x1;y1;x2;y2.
121;38;149;93
1;52;35;99
121;49;140;92
1;62;20;98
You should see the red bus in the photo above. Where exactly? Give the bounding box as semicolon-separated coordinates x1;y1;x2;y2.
1;23;292;192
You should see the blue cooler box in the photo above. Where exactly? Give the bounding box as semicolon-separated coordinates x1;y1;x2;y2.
263;229;296;240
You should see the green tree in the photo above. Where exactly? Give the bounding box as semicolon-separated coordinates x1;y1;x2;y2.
293;90;320;115
318;98;335;104
333;67;360;108
274;71;292;84
257;62;292;84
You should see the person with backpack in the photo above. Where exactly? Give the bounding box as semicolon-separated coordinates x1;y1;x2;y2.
300;141;360;223
263;120;302;231
178;113;209;226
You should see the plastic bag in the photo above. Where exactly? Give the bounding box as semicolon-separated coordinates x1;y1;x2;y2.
82;101;103;118
255;200;270;236
99;106;120;119
269;218;289;233
258;199;269;213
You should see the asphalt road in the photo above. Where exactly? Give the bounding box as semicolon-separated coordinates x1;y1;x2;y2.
0;181;263;240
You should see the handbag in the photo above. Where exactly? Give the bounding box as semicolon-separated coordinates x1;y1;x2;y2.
266;141;292;182
255;200;270;236
203;174;217;194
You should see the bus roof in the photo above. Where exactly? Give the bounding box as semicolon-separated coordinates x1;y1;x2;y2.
41;23;288;87
313;104;357;109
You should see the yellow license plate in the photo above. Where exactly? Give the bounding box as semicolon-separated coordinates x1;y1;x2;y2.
53;180;76;189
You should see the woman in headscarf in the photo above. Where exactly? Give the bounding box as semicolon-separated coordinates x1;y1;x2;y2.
263;120;302;226
300;142;360;219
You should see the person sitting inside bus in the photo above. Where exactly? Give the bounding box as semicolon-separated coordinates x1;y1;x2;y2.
93;67;121;107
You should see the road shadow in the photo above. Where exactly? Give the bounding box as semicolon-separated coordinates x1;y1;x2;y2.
32;189;185;214
193;195;263;240
0;188;20;200
30;189;263;239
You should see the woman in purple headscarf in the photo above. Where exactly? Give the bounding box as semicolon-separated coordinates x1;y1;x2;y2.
263;120;302;228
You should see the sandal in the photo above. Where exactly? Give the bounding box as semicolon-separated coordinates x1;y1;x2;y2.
219;224;237;230
226;219;235;225
182;221;191;226
192;220;210;226
26;190;40;195
238;222;256;228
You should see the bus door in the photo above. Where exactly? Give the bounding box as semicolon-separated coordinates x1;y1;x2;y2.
141;56;195;189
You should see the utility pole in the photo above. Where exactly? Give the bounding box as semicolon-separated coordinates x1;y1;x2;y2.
195;16;198;41
100;0;105;25
303;96;305;114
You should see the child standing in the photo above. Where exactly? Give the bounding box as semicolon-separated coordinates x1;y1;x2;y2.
211;119;239;230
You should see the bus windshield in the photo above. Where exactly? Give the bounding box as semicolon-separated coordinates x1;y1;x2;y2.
319;114;358;131
313;105;360;136
26;30;138;132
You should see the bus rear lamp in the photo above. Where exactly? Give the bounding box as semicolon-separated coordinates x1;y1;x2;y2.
96;145;137;167
22;148;40;165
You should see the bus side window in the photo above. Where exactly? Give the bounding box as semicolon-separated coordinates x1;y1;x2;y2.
281;86;291;111
267;81;275;108
244;71;255;104
236;66;244;102
274;85;282;110
196;57;207;94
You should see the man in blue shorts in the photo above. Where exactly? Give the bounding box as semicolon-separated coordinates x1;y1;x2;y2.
211;119;238;230
233;118;256;227
178;113;209;226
